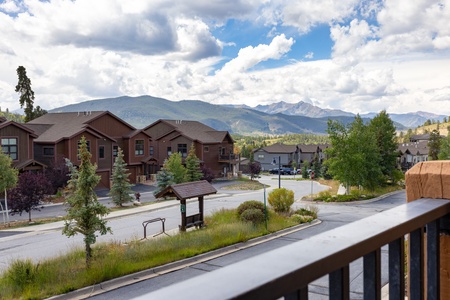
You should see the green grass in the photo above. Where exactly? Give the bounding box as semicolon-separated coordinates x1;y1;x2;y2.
0;207;308;300
313;183;403;202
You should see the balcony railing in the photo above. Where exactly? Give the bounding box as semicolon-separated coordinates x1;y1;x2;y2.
137;198;450;300
218;153;239;162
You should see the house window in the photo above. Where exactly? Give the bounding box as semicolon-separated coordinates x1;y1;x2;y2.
113;145;118;157
178;144;187;158
167;147;172;156
258;154;264;159
99;146;105;159
1;138;18;160
204;146;209;152
149;146;154;156
43;147;54;156
135;140;144;156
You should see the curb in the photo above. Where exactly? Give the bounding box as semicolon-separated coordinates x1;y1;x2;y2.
47;220;321;300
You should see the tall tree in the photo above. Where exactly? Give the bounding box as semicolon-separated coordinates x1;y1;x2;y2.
62;136;111;267
368;110;398;182
165;152;187;184
184;144;202;182
108;147;134;206
428;129;442;160
8;172;52;222
0;152;18;225
248;161;261;180
15;66;47;122
438;132;450;160
325;115;382;192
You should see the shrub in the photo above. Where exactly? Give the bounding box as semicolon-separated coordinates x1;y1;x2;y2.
295;205;319;219
268;188;294;213
240;208;265;224
5;259;39;293
290;214;314;224
236;200;265;217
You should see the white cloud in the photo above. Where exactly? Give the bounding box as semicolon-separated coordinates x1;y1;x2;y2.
1;0;450;118
218;34;294;74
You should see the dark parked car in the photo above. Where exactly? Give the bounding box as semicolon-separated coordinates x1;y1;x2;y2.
269;167;293;175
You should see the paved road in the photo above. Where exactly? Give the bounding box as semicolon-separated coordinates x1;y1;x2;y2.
83;191;405;300
0;176;405;299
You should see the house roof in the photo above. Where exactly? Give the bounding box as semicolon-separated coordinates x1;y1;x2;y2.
25;111;125;143
148;119;232;144
398;141;429;155
254;143;298;154
0;120;38;138
154;180;217;200
14;159;47;171
0;116;7;123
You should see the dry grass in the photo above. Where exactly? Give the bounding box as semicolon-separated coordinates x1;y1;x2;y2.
220;180;265;190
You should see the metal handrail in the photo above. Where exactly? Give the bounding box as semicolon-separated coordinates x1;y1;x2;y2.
136;198;450;300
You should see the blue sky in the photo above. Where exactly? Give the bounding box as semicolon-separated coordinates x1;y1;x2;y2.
1;0;450;116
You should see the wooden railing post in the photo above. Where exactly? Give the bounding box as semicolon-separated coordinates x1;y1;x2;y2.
405;161;450;299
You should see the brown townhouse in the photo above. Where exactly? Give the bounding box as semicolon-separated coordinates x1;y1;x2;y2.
24;111;151;188
142;119;238;178
0;117;45;172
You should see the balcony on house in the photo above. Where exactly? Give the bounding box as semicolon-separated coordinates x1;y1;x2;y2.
218;153;240;163
138;161;450;300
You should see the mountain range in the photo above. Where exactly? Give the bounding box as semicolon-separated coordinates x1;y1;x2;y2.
49;95;444;136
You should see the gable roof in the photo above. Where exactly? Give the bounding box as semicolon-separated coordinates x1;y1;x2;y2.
154;180;217;200
147;119;232;144
25;111;125;143
254;143;297;154
0;120;38;138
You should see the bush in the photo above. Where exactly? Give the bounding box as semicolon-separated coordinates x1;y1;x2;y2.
240;208;265;224
290;214;314;224
5;259;39;293
268;188;294;213
236;200;265;217
294;205;318;219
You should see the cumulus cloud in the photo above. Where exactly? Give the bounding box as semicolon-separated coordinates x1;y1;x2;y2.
1;0;450;117
218;34;294;74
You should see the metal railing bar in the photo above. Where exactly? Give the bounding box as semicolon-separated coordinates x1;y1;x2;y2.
363;249;381;300
388;237;405;300
409;227;424;300
329;265;349;300
284;286;308;300
137;199;450;300
426;219;440;300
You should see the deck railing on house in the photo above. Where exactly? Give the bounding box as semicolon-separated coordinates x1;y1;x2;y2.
136;198;450;300
218;153;239;162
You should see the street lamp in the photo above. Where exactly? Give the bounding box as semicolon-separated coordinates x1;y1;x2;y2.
272;156;281;189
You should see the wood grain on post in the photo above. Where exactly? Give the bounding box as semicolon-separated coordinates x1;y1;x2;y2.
405;161;450;298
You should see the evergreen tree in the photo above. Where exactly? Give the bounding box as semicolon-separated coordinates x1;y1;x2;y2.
154;161;175;196
368;110;398;183
165;152;187;184
15;66;47;122
108;147;134;206
184;144;203;182
312;153;321;178
0;152;18;225
62;136;111;267
428;129;442;160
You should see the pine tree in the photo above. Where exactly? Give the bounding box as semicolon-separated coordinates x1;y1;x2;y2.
154;161;175;196
428;129;442;160
184;144;202;182
15;66;47;122
62;136;111;267
108;147;134;206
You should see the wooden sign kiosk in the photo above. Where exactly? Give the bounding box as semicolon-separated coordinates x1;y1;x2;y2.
155;180;217;231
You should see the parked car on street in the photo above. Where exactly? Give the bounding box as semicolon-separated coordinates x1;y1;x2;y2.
269;167;294;175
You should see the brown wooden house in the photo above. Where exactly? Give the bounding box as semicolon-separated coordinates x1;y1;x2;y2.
143;119;238;178
0;118;45;172
25;111;151;188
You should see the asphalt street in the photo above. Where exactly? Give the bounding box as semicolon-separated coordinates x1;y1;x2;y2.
0;176;406;299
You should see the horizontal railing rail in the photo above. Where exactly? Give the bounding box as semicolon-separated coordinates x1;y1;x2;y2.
135;198;450;300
